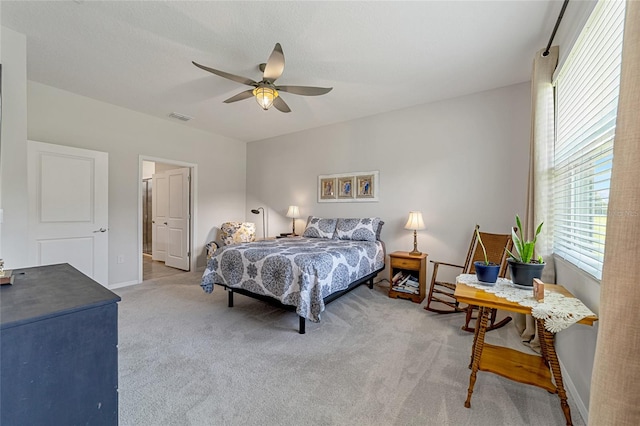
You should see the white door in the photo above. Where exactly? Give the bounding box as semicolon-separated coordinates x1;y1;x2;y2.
27;141;109;285
165;168;190;270
151;172;168;262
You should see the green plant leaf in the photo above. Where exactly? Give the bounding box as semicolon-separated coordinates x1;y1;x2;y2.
522;243;533;263
511;215;544;263
533;221;544;246
511;227;523;261
475;227;489;265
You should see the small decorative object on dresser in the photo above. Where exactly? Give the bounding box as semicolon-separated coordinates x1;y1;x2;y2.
0;270;14;285
0;259;12;285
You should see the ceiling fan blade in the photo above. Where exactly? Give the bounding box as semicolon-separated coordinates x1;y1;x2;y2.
262;43;285;83
192;61;257;86
276;85;333;96
273;96;291;113
223;89;255;103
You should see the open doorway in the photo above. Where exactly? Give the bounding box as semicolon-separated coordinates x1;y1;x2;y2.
139;157;197;282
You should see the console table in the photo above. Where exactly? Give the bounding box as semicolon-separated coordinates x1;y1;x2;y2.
454;281;597;426
0;263;121;425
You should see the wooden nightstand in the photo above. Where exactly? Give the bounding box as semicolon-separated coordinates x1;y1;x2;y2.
388;251;427;303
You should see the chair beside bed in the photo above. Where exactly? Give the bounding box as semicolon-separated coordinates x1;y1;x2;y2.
201;216;385;333
206;221;256;259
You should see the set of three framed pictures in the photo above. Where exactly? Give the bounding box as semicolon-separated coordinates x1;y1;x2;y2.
318;171;379;203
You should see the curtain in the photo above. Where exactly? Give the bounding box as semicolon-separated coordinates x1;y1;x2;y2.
589;1;640;424
514;46;558;353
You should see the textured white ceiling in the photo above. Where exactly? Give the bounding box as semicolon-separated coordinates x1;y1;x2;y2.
2;1;563;142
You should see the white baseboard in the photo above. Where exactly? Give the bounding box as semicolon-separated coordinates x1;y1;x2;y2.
559;357;589;423
109;279;139;290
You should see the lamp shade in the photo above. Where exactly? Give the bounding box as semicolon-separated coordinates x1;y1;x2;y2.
253;86;279;110
404;211;425;230
286;205;300;219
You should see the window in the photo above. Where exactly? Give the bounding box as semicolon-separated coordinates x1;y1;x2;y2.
552;0;626;280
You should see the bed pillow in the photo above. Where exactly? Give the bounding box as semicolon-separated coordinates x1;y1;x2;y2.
302;217;338;239
335;217;381;242
220;222;256;246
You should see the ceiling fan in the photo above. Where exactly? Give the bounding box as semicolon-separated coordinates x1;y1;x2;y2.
192;43;332;113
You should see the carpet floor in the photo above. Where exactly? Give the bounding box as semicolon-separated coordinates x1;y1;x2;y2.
116;271;586;426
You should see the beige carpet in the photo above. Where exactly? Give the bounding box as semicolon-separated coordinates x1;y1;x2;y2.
116;271;586;426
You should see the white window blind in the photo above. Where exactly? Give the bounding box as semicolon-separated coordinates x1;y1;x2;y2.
552;0;625;280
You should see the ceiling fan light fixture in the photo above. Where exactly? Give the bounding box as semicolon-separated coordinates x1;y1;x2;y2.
253;86;279;110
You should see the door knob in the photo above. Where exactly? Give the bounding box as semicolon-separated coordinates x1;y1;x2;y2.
93;227;108;233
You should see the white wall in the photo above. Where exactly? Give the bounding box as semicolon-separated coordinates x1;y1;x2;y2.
554;255;600;419
0;9;2;259
247;82;531;285
0;27;28;267
22;81;247;286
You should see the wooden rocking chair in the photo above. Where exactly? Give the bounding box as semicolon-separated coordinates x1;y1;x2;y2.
424;225;513;332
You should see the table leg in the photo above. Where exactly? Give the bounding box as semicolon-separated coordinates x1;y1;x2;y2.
536;318;551;368
465;306;491;408
469;306;484;369
536;320;572;426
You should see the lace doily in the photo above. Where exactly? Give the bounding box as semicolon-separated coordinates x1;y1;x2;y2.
456;274;595;332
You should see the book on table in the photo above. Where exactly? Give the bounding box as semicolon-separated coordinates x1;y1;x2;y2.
391;272;419;294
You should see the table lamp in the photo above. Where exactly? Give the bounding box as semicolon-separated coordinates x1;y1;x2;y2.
404;211;425;256
286;205;300;235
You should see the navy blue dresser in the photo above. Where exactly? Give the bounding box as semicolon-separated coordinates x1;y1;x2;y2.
0;263;120;425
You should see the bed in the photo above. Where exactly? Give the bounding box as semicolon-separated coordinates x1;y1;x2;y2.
201;217;385;333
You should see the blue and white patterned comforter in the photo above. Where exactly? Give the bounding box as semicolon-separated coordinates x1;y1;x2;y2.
201;237;385;322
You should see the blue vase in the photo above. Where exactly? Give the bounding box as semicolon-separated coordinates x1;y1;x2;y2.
474;261;500;283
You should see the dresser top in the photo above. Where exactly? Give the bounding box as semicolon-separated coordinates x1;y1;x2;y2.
1;263;121;330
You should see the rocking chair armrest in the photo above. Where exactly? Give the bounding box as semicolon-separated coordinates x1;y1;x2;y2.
429;260;464;269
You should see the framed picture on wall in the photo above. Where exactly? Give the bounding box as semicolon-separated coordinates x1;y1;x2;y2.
337;177;354;199
356;174;375;199
320;177;337;200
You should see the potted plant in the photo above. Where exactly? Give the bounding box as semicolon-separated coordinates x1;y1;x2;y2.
473;227;501;284
506;215;545;287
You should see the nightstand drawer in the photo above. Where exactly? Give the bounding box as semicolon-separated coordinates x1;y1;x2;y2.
390;256;421;270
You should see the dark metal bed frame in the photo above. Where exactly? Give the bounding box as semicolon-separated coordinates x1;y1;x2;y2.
220;265;384;334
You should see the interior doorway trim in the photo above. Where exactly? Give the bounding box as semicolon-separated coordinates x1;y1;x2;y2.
137;155;198;283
